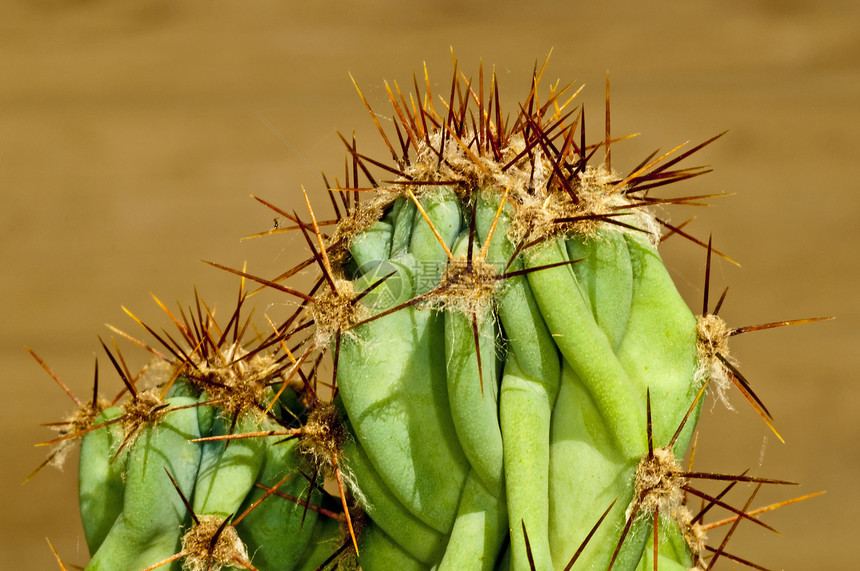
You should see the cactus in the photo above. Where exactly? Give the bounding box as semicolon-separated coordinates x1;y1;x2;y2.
32;58;826;571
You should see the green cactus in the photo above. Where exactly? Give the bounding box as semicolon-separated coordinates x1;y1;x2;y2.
31;58;826;571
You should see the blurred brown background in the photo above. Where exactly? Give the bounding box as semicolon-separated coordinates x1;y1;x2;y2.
3;1;857;568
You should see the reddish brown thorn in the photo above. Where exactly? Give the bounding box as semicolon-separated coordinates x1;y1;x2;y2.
655;217;739;266
478;61;485;151
513;65;538;139
712;287;729;316
690;469;748;525
703;547;771;571
651;131;727;176
551;213;644;232
121;305;195;367
560;109;581;162
297;201;338;294
264;315;319;409
730;316;833;336
682;472;797;486
436;58;459;164
577;105;586;175
231;278;248;346
607;489;647;570
234;476;295;526
26;348;83;407
715;353;784;443
111;337;137;388
24;451;63;484
332;330;342;397
498;258;582;281
626;169;715;194
297;466;322;531
701;491;824;531
626;149;660;181
351;131;361;201
255;483;347;522
668;377;710;450
708;483;763;569
681;484;776;533
703;235;713;315
521;520;537;571
321;173;343;221
164;467;200;525
346;290;434;330
249;195;334;234
390;112;410;163
563;498;617;571
253;256;321;299
658;217;694;244
203;261;316;304
384;179;462;186
314;539;351;571
503;236;529;273
493;70;504;151
617;141;690;188
98;337;136;399
467;198;478;265
605;71;611;171
500;126;546;172
471;311;485;398
518;104;578;202
413;71;432;146
646;388;654;459
334;132;384;186
385;80;420;154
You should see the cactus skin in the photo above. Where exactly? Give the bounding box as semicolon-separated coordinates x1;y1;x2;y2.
32;59;821;571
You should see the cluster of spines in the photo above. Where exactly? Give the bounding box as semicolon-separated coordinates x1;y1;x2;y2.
31;55;828;571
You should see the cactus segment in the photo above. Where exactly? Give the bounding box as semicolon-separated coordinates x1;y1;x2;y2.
87;397;202;570
499;352;557;571
340;428;446;565
357;522;427;571
191;412;267;519
548;359;644;570
565;230;633;351
338;253;469;533
615;234;700;452
524;239;644;460
78;407;127;554
437;469;508;571
234;430;323;570
444;230;504;495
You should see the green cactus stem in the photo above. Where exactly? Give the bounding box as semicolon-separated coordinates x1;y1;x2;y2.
30;57;829;571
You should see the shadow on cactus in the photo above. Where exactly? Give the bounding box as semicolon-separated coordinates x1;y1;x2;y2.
31;56;829;570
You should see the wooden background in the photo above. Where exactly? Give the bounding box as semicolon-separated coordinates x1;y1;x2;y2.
3;1;857;568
